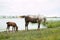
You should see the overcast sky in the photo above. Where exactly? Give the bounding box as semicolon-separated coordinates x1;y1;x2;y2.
0;0;60;17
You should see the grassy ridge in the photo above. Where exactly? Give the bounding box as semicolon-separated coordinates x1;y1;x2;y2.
44;21;60;28
0;28;60;40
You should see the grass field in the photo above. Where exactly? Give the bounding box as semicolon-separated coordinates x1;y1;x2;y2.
43;21;60;28
0;27;60;40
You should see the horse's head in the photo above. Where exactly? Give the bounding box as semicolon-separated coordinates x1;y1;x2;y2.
43;17;46;25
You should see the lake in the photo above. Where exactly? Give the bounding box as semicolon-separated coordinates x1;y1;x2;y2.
0;18;60;32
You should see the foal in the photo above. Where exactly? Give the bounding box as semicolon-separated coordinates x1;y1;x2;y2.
6;22;18;32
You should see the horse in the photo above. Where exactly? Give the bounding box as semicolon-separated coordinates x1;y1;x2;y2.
6;22;18;32
19;15;46;31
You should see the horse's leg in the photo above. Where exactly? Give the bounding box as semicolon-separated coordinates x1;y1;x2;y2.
14;27;15;32
25;22;29;31
12;27;14;32
12;27;15;32
38;21;41;30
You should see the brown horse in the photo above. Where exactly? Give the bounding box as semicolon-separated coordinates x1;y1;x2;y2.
6;22;18;32
19;15;46;31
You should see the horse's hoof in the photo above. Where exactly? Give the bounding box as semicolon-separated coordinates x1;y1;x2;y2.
37;29;40;30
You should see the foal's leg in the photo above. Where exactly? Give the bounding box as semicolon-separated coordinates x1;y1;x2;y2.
12;27;14;32
14;27;16;32
12;27;15;32
25;22;29;31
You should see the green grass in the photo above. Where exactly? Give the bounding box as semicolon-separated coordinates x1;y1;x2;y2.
0;28;60;40
44;21;60;28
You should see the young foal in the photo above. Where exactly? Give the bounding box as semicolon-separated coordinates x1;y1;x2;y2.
6;22;18;32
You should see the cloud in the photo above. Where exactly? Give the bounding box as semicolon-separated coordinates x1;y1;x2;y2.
0;0;60;17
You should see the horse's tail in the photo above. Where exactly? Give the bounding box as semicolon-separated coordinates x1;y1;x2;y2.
19;15;25;18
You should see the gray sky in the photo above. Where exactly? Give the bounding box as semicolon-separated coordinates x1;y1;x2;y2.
0;0;60;17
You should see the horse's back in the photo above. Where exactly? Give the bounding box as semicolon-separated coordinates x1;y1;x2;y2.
6;22;16;26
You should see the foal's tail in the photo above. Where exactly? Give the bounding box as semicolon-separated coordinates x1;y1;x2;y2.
16;25;18;31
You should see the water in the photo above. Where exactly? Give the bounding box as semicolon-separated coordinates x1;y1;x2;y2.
0;18;60;32
47;17;60;21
